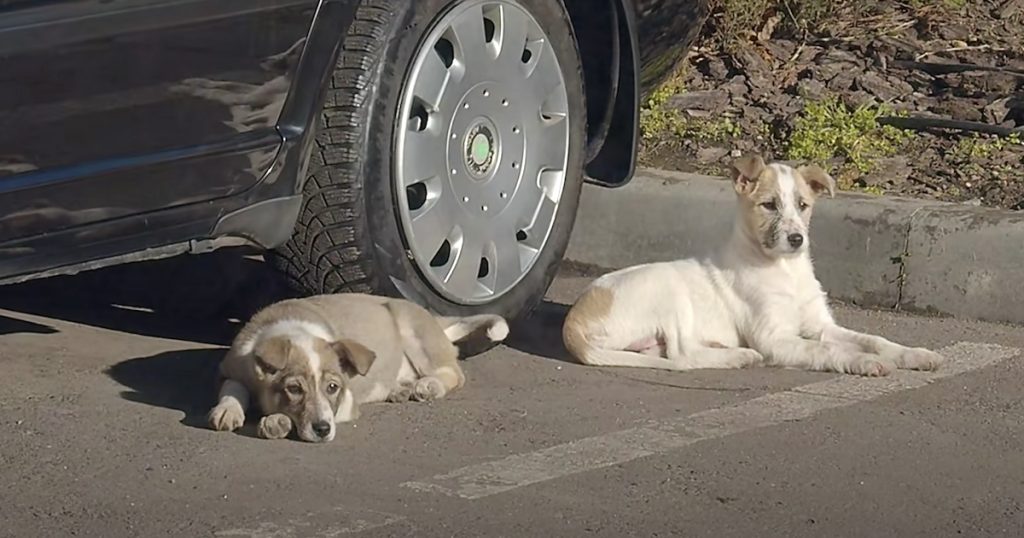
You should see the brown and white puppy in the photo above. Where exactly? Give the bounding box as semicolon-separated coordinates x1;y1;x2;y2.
208;293;508;442
562;154;944;376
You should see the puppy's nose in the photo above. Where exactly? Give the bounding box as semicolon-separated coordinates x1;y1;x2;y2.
787;233;804;248
311;421;331;438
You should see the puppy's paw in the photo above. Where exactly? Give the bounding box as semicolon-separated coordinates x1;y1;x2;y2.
487;317;509;342
386;384;414;403
257;413;293;440
896;347;944;371
736;348;765;368
412;377;447;402
208;402;245;432
849;355;896;377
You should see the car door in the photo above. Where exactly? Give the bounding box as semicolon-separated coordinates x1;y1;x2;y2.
0;0;318;244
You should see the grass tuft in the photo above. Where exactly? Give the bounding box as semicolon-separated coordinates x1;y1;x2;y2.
786;96;910;185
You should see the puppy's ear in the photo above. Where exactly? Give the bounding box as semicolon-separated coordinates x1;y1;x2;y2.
731;154;766;195
798;164;836;198
332;339;377;376
252;337;291;377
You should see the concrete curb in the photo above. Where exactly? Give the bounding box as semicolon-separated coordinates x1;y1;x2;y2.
566;168;1024;325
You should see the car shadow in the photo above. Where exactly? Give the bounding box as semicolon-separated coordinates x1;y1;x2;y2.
506;299;574;363
106;347;225;429
0;249;294;346
0;314;57;336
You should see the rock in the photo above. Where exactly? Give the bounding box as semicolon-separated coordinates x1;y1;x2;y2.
684;69;707;90
904;70;936;91
856;72;903;101
736;105;772;135
962;72;1019;94
763;40;797;63
814;61;858;83
827;69;858;92
796;46;825;65
731;47;771;75
984;97;1012;124
747;74;774;101
912;94;940;113
697;146;730;163
777;95;804;115
937;24;971;41
868;156;912;187
822;48;861;65
723;75;749;98
995;0;1024;18
702;55;729;80
794;78;827;100
933;98;985;122
668;90;729;113
733;138;759;153
841;90;876;108
874;35;924;58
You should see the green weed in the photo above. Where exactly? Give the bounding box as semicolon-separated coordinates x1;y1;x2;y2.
786;96;911;176
639;69;743;146
949;133;1023;162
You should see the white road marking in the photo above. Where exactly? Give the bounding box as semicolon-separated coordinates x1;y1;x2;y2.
215;507;404;537
402;342;1019;500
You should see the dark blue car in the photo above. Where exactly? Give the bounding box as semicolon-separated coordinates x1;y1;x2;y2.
0;0;706;320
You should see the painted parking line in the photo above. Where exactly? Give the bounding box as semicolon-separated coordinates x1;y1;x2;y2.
215;506;405;538
402;342;1019;500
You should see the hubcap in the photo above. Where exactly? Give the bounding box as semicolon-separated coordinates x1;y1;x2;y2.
393;0;570;305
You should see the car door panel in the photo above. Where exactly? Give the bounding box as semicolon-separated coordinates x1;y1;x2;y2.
0;0;318;243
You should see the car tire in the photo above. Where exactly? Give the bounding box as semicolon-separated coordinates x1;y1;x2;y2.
271;0;586;339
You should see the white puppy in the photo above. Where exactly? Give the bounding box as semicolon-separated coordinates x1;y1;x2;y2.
562;154;943;376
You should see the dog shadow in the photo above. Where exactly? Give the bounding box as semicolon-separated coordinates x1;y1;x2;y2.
506;300;574;363
106;347;225;429
108;348;273;438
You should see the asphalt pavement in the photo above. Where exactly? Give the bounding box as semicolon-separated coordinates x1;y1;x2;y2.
1;256;1023;538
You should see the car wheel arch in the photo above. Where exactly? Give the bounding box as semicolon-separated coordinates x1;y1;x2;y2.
563;0;640;187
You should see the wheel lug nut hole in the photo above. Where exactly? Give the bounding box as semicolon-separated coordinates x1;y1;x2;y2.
462;196;470;202
483;89;490;97
501;99;509;106
481;205;489;212
451;168;457;175
500;192;508;199
463;103;470;109
512;162;519;169
512;126;520;134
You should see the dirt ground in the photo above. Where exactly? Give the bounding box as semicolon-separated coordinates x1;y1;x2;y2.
641;0;1024;209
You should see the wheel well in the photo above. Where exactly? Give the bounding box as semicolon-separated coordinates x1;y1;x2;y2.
563;0;638;187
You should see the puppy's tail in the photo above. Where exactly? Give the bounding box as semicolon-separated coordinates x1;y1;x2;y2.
437;314;509;343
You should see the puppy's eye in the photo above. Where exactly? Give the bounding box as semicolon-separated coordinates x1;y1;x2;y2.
325;382;340;395
799;201;809;211
760;201;777;211
285;384;304;396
